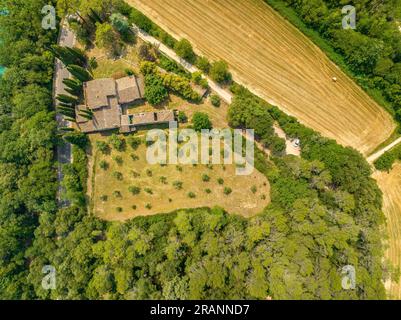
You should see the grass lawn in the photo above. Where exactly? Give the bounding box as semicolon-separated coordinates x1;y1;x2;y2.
88;133;270;221
91;57;132;79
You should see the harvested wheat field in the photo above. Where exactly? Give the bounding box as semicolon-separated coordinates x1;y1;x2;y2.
374;164;401;299
128;0;395;155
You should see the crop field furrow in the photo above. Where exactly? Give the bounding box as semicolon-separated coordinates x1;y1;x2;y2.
128;0;395;154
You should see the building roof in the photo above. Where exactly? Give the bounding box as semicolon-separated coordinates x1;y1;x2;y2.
84;78;117;110
78;97;121;133
79;76;147;133
120;110;175;128
116;76;145;104
130;110;175;126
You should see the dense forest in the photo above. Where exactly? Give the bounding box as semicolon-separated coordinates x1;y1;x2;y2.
267;0;401;124
0;0;59;298
0;0;391;299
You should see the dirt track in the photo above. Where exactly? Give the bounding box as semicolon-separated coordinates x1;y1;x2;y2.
374;165;401;299
128;0;395;155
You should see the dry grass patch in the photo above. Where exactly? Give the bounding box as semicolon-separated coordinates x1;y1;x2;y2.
128;0;395;155
88;134;270;221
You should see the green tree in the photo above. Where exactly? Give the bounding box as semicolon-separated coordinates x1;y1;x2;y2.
174;38;195;62
210;94;221;107
192;112;212;131
67;65;93;82
196;56;211;73
144;74;168;105
63;131;89;148
177;111;188;123
209;60;231;83
95;22;123;56
108;134;125;151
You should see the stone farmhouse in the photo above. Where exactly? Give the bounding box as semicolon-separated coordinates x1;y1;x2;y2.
76;76;175;133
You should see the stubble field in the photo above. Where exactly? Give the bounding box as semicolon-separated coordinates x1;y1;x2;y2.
127;0;395;155
374;164;401;299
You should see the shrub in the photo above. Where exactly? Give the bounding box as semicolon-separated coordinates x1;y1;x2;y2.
116;207;123;212
196;56;211;73
159;54;190;77
145;203;152;210
209;60;232;84
192;112;212;131
146;169;153;177
132;205;137;210
188;192;196;198
251;185;257;194
138;43;158;62
99;160;109;170
144;187;153;194
177;111;188;123
176;165;183;172
205;188;212;194
127;136;141;149
130;154;139;161
210;94;221;107
202;174;210;182
112;171;123;180
173;181;183;190
192;71;203;84
113;155;123;165
128;186;141;195
140;61;158;75
198;78;208;89
160;73;201;101
144;73;168;105
159;176;167;184
174;38;195;63
96;141;110;154
125;68;135;76
146;140;155;147
113;190;122;198
100;195;108;201
217;178;224;185
108;134;125;151
131;170;140;178
224;187;232;195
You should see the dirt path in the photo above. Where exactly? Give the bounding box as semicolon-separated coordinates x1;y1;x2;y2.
127;0;395;155
54;21;76;207
368;137;401;164
133;25;233;104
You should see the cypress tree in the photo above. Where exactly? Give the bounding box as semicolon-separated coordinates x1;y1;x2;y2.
57;94;78;105
67;65;93;82
89;8;103;24
58;102;75;109
66;47;87;67
57;106;76;118
63;78;83;96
